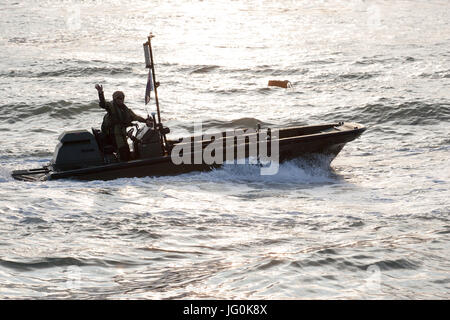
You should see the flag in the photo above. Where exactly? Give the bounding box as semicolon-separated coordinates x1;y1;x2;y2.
145;68;153;105
143;43;151;68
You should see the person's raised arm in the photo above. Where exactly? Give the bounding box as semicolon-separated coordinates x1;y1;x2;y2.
95;84;107;109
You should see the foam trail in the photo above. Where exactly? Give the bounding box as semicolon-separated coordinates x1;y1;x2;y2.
196;158;337;185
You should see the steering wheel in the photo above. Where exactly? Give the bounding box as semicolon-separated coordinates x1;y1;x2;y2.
127;123;140;141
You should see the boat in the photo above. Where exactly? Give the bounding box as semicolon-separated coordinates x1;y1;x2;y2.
11;34;366;182
11;121;365;181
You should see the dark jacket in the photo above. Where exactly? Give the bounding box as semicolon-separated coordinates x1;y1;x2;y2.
98;91;144;136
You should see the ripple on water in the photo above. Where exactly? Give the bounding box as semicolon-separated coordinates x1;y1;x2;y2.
0;0;449;300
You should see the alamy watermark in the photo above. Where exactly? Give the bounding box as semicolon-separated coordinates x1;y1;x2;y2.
64;265;82;290
170;123;280;175
366;4;384;31
363;264;381;293
66;4;81;31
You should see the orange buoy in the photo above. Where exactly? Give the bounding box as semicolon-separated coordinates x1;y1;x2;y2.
268;80;292;88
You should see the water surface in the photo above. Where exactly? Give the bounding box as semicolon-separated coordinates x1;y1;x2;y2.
0;0;449;299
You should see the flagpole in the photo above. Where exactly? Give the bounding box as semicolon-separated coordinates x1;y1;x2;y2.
145;32;168;154
147;33;161;125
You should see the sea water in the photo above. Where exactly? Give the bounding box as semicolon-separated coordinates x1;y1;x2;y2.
0;0;449;299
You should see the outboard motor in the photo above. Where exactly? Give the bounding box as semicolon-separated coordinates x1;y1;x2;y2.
51;130;104;171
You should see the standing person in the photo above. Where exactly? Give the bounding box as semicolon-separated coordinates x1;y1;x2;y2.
95;84;152;161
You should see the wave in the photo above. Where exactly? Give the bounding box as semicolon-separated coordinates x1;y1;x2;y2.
177;117;273;131
190;65;221;74
1;66;136;78
290;257;420;271
253;66;308;76
174;64;221;75
110;154;338;187
2;100;100;121
337;72;379;81
0;257;137;271
372;258;421;271
208;88;249;95
177;64;308;77
352;56;415;65
317;100;450;125
1;150;53;161
313;71;379;82
228;117;269;128
20;217;47;224
0;57;148;79
194;157;337;186
305;58;336;65
418;69;450;79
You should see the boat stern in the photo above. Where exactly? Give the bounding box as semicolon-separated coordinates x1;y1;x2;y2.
11;167;50;182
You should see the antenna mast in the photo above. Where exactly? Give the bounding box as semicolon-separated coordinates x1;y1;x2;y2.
145;33;161;124
143;32;169;154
